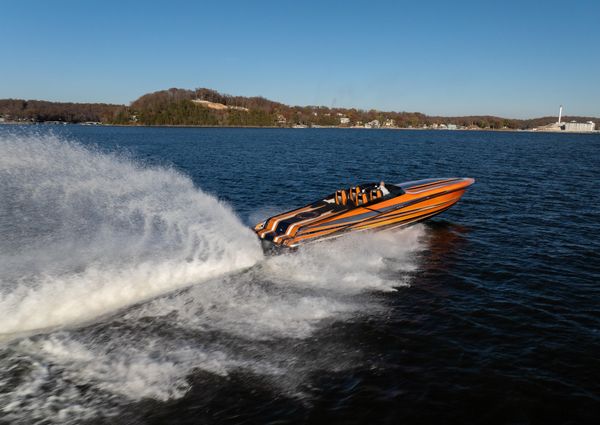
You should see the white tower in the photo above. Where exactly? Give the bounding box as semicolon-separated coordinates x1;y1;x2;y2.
558;105;563;124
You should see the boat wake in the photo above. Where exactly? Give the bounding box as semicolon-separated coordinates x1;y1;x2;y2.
0;131;427;424
0;131;263;337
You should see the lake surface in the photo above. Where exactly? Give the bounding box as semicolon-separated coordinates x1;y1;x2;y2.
0;125;598;424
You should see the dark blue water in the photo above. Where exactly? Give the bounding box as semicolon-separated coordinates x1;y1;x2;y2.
0;126;598;424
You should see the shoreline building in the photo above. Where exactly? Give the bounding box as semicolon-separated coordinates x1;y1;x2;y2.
537;105;596;132
562;121;595;132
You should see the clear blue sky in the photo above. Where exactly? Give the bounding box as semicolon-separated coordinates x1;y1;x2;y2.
1;0;598;118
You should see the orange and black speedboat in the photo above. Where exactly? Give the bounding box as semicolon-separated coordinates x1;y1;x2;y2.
254;177;475;249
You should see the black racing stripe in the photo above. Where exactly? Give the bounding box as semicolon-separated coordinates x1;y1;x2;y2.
377;186;467;216
365;201;457;227
366;198;458;225
377;205;455;230
295;220;355;237
264;200;329;231
262;232;275;241
274;204;331;235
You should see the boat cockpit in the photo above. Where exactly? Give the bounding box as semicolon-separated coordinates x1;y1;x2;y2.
326;182;404;208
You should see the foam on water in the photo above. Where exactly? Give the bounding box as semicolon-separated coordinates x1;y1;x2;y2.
125;227;425;342
0;131;428;424
264;229;422;292
0;132;263;335
1;226;427;423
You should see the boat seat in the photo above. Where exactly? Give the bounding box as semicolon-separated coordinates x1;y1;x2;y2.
350;186;366;207
360;191;368;205
335;189;348;206
369;188;383;201
343;186;373;207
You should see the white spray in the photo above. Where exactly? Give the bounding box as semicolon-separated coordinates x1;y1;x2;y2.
0;132;263;335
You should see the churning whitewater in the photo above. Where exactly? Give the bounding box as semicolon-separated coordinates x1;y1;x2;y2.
0;131;426;424
0;132;263;336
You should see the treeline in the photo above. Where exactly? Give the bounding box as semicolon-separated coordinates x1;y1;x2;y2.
1;88;598;130
0;99;125;123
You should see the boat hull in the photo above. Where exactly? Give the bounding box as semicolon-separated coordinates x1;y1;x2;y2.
255;177;474;249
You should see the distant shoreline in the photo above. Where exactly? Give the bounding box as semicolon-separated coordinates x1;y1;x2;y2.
2;121;598;134
2;87;599;132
